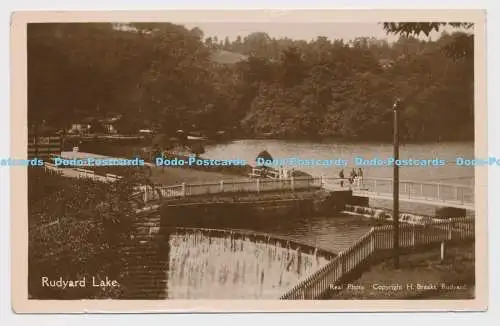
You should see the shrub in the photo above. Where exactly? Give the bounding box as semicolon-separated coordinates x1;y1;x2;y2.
28;168;137;299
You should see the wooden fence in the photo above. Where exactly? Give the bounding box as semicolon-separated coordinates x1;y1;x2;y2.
43;162;123;183
73;168;122;182
28;135;62;161
279;217;475;299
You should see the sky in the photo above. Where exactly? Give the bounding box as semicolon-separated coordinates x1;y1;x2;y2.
182;22;468;43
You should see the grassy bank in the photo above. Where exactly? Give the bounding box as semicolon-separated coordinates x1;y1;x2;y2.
28;169;137;299
329;243;475;300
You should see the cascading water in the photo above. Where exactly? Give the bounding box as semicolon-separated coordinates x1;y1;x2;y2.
343;204;441;224
165;230;329;299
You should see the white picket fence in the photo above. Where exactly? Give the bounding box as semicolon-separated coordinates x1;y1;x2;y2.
131;176;324;203
43;162;122;183
279;217;475;299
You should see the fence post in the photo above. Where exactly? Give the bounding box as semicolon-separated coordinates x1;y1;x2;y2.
440;241;446;263
181;182;186;197
448;218;453;240
370;230;375;254
437;184;441;201
340;253;346;275
421;183;424;199
373;179;377;194
291;177;295;191
143;185;148;204
256;178;260;193
411;224;416;247
220;180;224;192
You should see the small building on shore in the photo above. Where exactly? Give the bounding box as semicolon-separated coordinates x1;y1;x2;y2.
68;113;123;135
99;114;123;134
68;117;94;134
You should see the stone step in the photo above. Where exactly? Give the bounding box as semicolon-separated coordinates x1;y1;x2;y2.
123;264;167;269
122;292;166;297
121;254;162;257
123;264;168;269
123;267;167;271
123;282;167;286
121;294;167;299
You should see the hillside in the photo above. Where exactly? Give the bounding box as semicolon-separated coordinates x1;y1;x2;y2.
28;23;474;142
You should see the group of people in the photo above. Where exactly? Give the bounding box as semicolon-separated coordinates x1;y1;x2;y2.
276;166;294;179
338;168;364;188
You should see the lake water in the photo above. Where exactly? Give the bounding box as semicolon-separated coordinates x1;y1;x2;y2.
203;139;475;185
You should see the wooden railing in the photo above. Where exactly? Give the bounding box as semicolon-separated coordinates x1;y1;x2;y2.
279;217;475;300
43;162;123;183
43;162;63;174
248;167;288;179
323;177;475;208
74;168;123;183
46;162;474;209
135;176;325;203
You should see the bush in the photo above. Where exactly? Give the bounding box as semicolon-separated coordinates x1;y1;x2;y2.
28;168;137;299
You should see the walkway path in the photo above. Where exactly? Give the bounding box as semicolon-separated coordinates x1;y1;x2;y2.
45;152;476;211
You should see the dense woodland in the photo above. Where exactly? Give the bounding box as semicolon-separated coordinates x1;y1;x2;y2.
28;22;474;141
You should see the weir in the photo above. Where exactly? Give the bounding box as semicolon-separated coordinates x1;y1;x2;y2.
342;204;470;225
122;216;334;299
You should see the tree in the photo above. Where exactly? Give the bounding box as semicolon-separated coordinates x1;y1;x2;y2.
382;22;473;60
224;36;230;50
279;47;306;87
28;22;474;142
190;27;204;40
205;36;213;48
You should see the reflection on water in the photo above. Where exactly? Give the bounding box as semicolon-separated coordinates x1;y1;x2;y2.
164;230;329;299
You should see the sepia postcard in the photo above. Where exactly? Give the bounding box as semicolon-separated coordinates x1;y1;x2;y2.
10;9;488;313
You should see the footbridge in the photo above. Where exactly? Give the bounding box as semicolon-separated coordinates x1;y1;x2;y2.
131;176;475;211
322;177;475;211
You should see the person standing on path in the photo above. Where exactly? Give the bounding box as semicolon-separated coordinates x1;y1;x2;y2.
339;169;345;187
350;168;357;187
357;168;364;188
